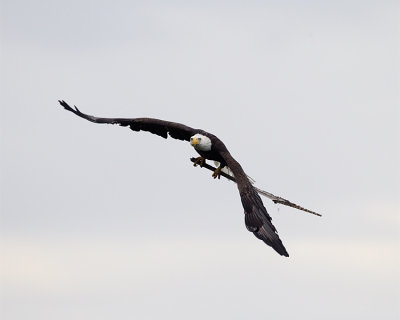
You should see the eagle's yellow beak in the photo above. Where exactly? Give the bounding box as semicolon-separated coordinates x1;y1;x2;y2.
191;137;200;146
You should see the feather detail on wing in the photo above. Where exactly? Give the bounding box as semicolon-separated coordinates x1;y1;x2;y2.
59;100;197;141
219;150;289;257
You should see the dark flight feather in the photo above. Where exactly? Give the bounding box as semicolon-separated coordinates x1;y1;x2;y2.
59;100;289;257
218;150;289;256
58;100;196;141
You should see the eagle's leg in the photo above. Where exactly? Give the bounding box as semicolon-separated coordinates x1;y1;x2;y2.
193;156;206;167
212;166;222;179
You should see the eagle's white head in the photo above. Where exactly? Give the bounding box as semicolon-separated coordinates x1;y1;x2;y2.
190;134;212;151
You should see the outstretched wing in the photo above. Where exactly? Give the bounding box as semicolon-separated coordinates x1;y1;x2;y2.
59;100;197;141
218;148;289;257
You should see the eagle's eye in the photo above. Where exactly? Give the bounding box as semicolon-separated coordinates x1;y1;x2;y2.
198;137;201;141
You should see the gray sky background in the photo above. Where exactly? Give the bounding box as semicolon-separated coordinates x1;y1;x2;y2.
1;1;399;319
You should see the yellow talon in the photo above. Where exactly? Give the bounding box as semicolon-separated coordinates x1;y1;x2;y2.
212;166;222;179
193;156;206;167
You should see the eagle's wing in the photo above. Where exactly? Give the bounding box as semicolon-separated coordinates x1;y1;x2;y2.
59;100;197;141
218;148;289;257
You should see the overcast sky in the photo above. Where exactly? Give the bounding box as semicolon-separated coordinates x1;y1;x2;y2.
1;1;399;319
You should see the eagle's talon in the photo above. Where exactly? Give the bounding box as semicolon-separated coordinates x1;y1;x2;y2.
212;166;222;179
193;156;206;167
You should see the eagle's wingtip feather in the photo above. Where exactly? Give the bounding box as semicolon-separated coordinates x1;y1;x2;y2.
59;100;71;111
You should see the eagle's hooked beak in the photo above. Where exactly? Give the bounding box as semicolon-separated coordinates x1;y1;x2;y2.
190;137;200;147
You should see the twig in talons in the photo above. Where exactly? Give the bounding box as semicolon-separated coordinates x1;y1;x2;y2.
190;157;236;182
190;157;322;217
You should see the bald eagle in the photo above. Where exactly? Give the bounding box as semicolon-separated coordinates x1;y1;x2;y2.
59;100;289;257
